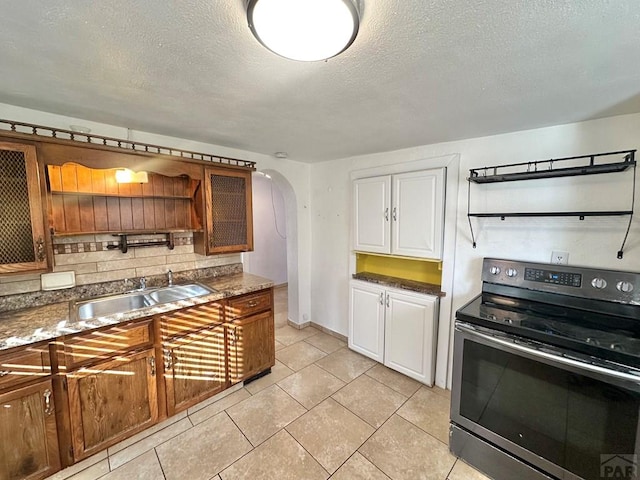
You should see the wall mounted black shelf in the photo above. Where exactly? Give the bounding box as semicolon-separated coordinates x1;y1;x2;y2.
467;149;637;259
106;232;175;254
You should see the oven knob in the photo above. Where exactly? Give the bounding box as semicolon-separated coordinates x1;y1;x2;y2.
616;281;634;293
591;278;607;289
489;266;501;275
506;268;518;277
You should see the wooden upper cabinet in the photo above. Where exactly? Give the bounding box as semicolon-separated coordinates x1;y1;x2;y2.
195;166;253;255
46;163;202;235
0;141;48;274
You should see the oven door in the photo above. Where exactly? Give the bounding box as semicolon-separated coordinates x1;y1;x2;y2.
451;321;640;480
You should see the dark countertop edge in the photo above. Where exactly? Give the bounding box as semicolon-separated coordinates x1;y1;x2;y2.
352;272;445;297
0;272;274;352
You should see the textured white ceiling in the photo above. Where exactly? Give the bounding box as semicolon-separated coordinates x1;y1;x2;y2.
1;1;639;162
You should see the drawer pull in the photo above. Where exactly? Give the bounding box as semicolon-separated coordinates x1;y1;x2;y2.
43;389;53;416
0;370;9;377
247;300;259;307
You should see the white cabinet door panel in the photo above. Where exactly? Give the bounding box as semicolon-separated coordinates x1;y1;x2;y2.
384;289;438;385
349;280;385;362
353;176;391;254
392;169;445;259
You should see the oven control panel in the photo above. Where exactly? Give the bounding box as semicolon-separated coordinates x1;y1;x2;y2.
524;268;582;287
482;258;640;304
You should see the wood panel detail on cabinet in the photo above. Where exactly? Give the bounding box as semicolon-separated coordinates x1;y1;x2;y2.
0;141;48;274
160;302;223;340
63;319;154;369
0;346;51;391
163;326;226;416
226;290;272;320
46;163;202;235
195;166;253;255
66;349;158;461
0;379;61;480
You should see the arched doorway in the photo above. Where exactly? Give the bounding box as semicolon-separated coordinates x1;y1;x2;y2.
243;170;299;326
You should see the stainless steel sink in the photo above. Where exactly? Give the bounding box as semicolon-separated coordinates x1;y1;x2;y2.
75;292;154;321
147;283;214;303
73;283;215;321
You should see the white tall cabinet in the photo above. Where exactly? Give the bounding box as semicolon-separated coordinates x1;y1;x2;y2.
353;168;445;259
349;280;439;385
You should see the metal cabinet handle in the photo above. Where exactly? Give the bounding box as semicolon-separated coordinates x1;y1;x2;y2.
392;207;397;221
247;300;258;307
0;370;9;377
386;294;390;308
379;292;384;305
149;356;156;376
36;237;45;262
229;329;237;345
384;208;389;221
43;389;53;416
164;350;173;370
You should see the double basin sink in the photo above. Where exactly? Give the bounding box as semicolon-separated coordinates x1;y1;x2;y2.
73;283;215;321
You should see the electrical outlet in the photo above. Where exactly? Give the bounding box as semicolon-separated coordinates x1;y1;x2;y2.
551;251;569;265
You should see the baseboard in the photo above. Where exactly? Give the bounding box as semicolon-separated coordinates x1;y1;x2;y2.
284;319;348;343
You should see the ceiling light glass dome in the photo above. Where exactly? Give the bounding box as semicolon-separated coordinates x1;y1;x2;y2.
247;0;360;62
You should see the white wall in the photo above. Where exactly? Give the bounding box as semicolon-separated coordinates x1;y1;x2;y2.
243;173;288;286
0;103;313;324
310;112;640;388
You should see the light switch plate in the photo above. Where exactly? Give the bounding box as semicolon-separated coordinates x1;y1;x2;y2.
41;271;76;290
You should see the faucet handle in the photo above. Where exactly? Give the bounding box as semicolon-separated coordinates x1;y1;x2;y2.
167;269;173;286
139;276;147;289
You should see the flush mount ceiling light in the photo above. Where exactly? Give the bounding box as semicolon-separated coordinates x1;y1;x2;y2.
247;0;360;61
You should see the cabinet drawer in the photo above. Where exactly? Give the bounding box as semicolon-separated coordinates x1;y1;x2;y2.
226;290;272;319
0;346;51;390
160;302;223;339
64;320;153;368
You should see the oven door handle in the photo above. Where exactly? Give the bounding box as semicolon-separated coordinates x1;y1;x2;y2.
456;323;640;385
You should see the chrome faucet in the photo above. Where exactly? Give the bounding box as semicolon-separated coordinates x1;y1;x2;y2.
167;270;173;287
139;276;146;290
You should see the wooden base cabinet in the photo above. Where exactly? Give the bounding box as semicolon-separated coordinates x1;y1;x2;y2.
349;280;439;385
227;311;275;384
66;349;158;461
163;325;226;416
0;379;60;480
226;289;275;384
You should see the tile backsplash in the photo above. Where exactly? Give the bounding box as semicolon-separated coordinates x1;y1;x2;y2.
0;232;241;299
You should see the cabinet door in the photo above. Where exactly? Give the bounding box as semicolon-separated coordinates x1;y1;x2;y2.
392;168;445;259
164;325;226;416
353;176;391;254
0;379;60;480
203;166;253;254
384;289;438;385
67;349;158;461
0;142;47;274
227;311;275;384
348;280;385;362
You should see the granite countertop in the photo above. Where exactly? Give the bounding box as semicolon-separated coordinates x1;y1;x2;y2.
0;272;273;352
352;272;445;297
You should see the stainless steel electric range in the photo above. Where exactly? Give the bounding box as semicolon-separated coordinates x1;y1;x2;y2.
450;258;640;480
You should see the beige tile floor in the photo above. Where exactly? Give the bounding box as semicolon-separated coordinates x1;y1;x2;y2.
47;285;490;480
